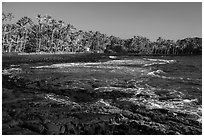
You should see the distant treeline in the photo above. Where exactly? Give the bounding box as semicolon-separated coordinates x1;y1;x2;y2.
2;13;202;55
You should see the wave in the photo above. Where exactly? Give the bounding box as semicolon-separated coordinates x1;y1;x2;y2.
31;61;118;69
143;62;166;67
32;63;140;72
145;58;176;63
143;58;176;67
147;69;165;77
32;62;102;69
109;56;117;59
105;59;147;65
31;60;150;76
94;86;138;93
146;70;193;81
96;99;113;107
10;64;20;67
122;95;201;123
31;58;153;70
43;93;80;107
182;99;198;103
147;71;201;85
2;68;22;75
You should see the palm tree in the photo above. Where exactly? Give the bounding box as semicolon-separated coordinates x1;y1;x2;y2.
2;13;202;55
16;16;33;52
2;23;18;52
2;12;14;22
36;14;44;52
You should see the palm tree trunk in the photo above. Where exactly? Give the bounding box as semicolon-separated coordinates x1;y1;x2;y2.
22;29;28;52
38;25;41;52
8;42;12;52
51;29;55;44
51;28;57;52
8;27;12;52
38;38;41;52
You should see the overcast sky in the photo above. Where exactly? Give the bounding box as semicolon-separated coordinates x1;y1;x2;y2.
2;2;202;41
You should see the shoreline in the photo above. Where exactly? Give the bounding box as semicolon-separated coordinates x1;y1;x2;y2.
2;52;201;68
2;55;202;135
2;52;201;56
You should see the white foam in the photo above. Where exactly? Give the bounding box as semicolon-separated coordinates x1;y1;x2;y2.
120;87;201;122
94;86;137;93
31;59;151;75
144;58;176;67
155;70;165;74
10;64;20;67
146;58;176;63
144;62;166;67
183;99;198;103
44;93;79;107
104;59;147;65
149;102;163;109
33;62;102;69
109;56;117;59
197;117;202;123
147;69;165;77
147;71;183;80
2;68;22;75
97;99;111;107
2;69;11;75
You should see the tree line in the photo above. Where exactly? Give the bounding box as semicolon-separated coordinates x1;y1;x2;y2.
2;13;202;55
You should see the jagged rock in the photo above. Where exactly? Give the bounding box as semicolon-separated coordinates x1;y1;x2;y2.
3;126;38;135
46;123;61;134
2;54;202;135
21;121;45;134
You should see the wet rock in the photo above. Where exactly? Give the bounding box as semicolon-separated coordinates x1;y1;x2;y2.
21;121;45;134
2;111;12;123
3;126;38;135
152;108;169;114
68;89;95;103
65;122;78;134
166;130;181;135
59;125;66;134
46;123;61;134
2;55;202;135
95;90;134;100
135;93;150;98
7;120;22;128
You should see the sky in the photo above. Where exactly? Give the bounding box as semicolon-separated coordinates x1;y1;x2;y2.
2;2;202;41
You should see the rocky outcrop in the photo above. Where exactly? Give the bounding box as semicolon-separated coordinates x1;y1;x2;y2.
2;72;202;135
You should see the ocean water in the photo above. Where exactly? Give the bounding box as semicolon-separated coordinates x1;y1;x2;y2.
3;55;202;123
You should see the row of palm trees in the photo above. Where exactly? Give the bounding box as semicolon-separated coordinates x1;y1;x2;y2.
2;13;202;55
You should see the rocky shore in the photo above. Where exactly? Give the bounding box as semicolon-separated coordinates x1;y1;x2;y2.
2;54;202;135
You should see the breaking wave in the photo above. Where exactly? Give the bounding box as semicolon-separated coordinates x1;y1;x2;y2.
2;68;22;75
143;58;176;67
144;58;176;63
147;69;165;76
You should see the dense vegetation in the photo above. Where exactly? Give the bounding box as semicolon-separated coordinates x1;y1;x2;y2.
2;13;202;55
